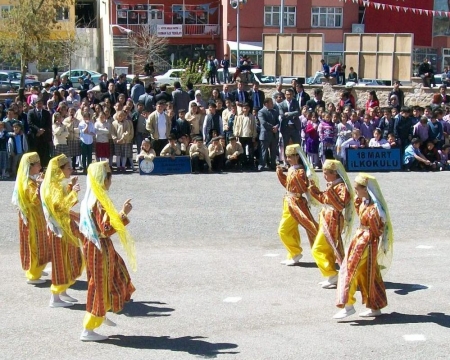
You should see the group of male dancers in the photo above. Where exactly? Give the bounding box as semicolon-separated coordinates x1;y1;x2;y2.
277;144;393;319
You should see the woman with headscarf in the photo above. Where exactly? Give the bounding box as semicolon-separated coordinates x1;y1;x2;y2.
277;144;319;266
79;161;136;341
41;154;84;307
308;160;354;289
334;173;393;319
12;152;50;284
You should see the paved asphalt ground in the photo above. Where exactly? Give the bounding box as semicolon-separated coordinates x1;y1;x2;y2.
1;170;450;360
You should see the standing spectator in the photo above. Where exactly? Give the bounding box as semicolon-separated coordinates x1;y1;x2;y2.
258;98;279;171
78;111;96;173
130;77;145;104
144;61;155;77
388;81;404;107
394;106;413;149
189;136;211;174
0;121;9;178
248;83;265;111
306;89;326;111
138;84;155;113
221;54;230;83
428;114;444;149
98;73;108;93
172;81;191;117
271;82;285;102
111;110;134;172
155;84;173;103
365;90;379;111
220;83;235;103
359;113;375;141
318;112;336;164
63;108;81;170
413;116;430;143
52;112;69;156
101;82;119;106
94;112;111;162
418;57;436;88
186;101;202;137
116;74;128;98
347;67;358;83
146;100;171;156
232;81;250;105
209;56;218;85
8;122;28;178
203;103;223;144
186;82;195;101
295;83;310;107
194;90;206;108
279;88;301;149
27;98;52;168
132;101;149;149
234;102;257;169
175;109;190;139
379;107;395;139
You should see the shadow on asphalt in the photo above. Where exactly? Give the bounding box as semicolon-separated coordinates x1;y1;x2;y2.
104;335;239;357
295;262;318;268
384;282;429;295
71;280;88;291
339;312;450;328
120;300;175;317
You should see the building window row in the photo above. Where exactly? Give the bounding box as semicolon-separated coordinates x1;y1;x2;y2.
264;6;296;27
263;6;343;28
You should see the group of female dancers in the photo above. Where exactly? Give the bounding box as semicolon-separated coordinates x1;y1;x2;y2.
277;144;393;319
12;152;136;341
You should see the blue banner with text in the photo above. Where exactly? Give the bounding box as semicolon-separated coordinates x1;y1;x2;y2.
345;148;402;172
139;156;192;175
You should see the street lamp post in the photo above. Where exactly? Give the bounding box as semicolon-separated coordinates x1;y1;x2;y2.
231;0;247;66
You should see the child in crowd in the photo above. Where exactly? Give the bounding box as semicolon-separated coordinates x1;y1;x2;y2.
95;112;111;162
422;141;441;171
63;107;81;170
178;134;191;156
340;129;361;164
189;136;211;174
160;134;182;158
8;122;28;178
413;116;430;143
111;110;134;173
387;133;398;148
403;138;431;171
78;111;96;173
225;136;244;171
360;113;375;140
52;112;69;156
368;128;390;148
305;111;320;168
335;112;353;162
438;144;450;170
379;107;394;139
318;112;336;165
0;121;9;178
208;136;225;172
137;138;156;161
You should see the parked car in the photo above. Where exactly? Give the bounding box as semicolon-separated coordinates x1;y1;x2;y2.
355;78;387;86
44;69;102;86
0;71;41;92
213;68;277;85
154;69;185;86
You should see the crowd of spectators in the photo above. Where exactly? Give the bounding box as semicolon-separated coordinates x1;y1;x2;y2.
1;71;450;180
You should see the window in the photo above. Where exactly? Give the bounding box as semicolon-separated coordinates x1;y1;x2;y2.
75;1;97;28
264;6;296;27
172;5;208;25
0;5;13;18
116;4;164;26
56;7;69;21
311;7;342;28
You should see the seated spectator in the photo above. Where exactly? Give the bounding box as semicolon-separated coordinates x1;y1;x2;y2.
438;144;450;170
189;136;211;174
160;133;182;158
347;67;358;83
387;133;398;148
413;116;430;143
137;138;156;161
340;129;361;164
178;134;191;155
225;136;244;171
403;138;431;171
422;140;441;171
368;128;391;148
418;57;436;88
208;136;225;172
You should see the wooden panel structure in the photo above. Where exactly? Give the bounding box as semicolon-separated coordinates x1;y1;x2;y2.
343;33;413;83
262;33;324;78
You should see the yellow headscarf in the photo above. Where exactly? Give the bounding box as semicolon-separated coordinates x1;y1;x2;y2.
11;152;40;224
79;161;137;271
355;173;394;275
40;155;80;247
322;159;355;247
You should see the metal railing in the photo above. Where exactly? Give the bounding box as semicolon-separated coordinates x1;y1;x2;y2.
110;23;220;36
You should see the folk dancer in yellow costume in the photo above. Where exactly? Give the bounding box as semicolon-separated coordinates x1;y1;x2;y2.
41;154;84;307
277;144;319;265
12;152;50;284
79;161;136;341
334;173;393;319
308;160;354;289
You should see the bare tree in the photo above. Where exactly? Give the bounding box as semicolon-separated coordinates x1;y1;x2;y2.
126;25;168;74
